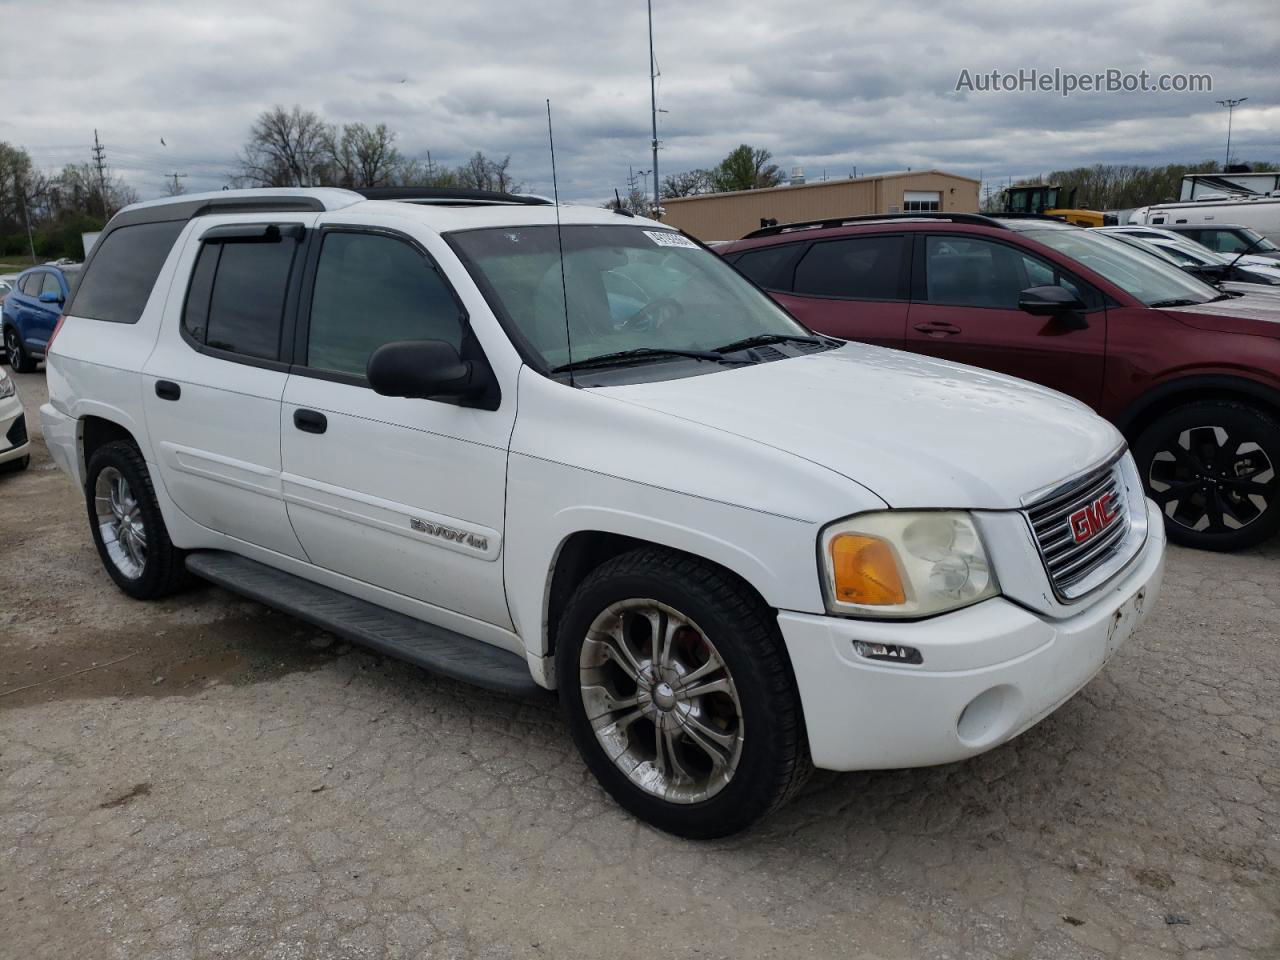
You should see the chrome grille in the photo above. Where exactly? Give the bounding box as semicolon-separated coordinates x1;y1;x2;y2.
1026;461;1129;597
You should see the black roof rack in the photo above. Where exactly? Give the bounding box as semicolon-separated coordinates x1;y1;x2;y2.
356;186;551;206
742;211;1007;239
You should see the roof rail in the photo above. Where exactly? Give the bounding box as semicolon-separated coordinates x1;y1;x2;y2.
742;211;1006;239
356;186;551;206
109;188;364;229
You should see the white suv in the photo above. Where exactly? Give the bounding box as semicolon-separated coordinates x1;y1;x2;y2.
41;187;1166;836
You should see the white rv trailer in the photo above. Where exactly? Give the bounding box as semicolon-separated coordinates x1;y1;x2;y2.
1129;192;1280;242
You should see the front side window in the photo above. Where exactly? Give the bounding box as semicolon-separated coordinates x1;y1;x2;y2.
305;232;463;377
731;245;798;290
793;235;905;300
41;273;64;299
450;224;810;374
925;236;1093;309
182;237;298;361
71;220;184;324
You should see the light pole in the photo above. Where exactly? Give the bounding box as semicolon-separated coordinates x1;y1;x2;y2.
648;0;659;216
1215;97;1247;170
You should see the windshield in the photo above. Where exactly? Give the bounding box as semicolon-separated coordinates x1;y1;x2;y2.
1235;228;1279;253
1027;228;1222;306
449;224;810;371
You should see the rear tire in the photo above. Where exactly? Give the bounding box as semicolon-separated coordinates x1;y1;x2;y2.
4;326;37;374
85;441;189;599
1134;400;1280;551
556;547;811;838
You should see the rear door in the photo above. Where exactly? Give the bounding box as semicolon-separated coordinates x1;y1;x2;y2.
904;233;1108;407
142;217;317;559
756;233;911;346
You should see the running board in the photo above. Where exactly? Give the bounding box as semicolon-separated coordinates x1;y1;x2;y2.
184;550;541;697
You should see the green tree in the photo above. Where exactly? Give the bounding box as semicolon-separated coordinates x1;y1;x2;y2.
711;145;782;193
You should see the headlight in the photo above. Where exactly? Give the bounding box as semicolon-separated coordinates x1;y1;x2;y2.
0;371;14;399
819;511;999;618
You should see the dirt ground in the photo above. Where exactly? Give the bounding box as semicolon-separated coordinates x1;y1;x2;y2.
2;368;1277;960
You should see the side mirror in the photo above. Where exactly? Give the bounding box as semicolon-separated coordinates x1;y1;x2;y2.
1018;285;1086;316
367;339;480;401
39;290;64;304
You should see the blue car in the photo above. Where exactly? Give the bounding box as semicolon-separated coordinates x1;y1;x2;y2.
2;266;74;372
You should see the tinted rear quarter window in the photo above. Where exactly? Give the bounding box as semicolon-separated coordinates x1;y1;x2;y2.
71;220;185;324
793;235;905;299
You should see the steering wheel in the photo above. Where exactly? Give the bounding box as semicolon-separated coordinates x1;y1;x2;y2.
620;296;685;333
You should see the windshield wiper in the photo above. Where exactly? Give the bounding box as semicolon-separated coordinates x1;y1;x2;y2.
711;332;828;353
1148;298;1200;308
550;347;750;374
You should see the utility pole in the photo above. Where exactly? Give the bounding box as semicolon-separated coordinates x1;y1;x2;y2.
166;172;189;195
18;177;36;264
647;0;659;216
92;129;109;217
1215;98;1247;170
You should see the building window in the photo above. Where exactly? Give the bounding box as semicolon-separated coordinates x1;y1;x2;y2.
903;190;941;212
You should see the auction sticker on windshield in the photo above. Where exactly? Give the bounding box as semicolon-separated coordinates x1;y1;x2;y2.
644;230;699;249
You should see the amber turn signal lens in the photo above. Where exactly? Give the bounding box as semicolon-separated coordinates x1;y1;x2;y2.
829;534;907;606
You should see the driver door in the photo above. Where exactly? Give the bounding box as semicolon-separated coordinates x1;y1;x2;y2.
904;234;1108;408
279;222;516;630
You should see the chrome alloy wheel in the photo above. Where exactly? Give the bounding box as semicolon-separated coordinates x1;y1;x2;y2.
94;467;147;579
1149;425;1277;533
579;599;744;804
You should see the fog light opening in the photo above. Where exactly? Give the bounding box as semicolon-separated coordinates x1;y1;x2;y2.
956;685;1022;747
852;640;923;665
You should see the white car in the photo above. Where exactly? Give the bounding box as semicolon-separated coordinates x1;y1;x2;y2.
1097;226;1280;285
40;187;1166;836
0;366;31;472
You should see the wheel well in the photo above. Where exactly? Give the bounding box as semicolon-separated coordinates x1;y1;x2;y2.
1120;382;1280;445
80;417;137;477
543;531;775;658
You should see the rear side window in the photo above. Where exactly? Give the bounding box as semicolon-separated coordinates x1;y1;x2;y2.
182;238;298;361
304;231;462;377
20;273;42;294
71;220;184;324
732;245;798;290
793;235;906;299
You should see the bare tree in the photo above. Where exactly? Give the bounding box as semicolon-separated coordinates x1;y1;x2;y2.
455;152;522;193
326;122;402;188
235;105;331;187
661;169;714;199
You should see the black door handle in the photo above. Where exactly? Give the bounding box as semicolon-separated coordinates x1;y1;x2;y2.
155;380;181;401
293;409;327;434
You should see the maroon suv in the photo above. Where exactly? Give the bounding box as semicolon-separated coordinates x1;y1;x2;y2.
718;214;1280;550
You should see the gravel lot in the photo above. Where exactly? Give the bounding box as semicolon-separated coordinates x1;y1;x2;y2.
2;368;1278;960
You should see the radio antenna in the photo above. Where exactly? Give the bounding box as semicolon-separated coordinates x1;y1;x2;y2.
547;99;574;385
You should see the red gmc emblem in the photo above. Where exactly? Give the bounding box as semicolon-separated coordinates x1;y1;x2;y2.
1069;492;1118;544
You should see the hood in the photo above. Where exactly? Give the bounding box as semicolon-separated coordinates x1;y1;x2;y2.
1164;294;1280;337
596;344;1122;509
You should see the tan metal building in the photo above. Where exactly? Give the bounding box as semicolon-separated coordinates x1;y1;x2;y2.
661;170;980;242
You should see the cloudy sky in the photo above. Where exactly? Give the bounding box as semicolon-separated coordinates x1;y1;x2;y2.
4;0;1278;204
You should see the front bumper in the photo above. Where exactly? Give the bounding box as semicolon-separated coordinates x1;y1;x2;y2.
0;395;29;464
780;497;1166;771
39;402;80;486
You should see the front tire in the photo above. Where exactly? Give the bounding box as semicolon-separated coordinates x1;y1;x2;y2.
556;547;811;838
1134;400;1280;551
4;326;37;373
0;454;29;474
85;441;188;599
